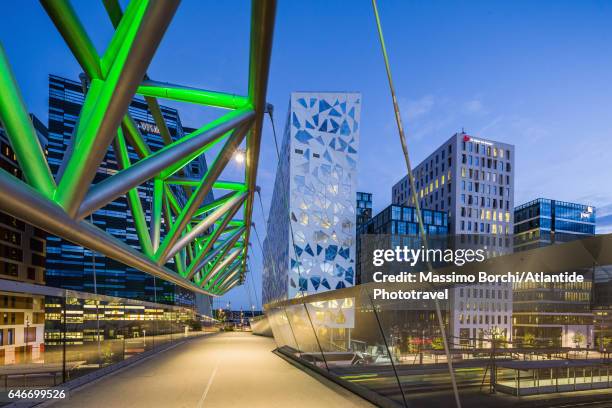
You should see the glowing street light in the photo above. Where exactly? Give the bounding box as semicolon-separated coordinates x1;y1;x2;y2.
234;148;246;164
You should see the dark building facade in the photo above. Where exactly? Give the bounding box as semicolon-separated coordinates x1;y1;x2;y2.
0;116;47;362
356;204;448;284
46;75;210;307
514;198;596;251
356;192;372;227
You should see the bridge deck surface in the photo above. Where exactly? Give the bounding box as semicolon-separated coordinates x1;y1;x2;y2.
52;331;373;408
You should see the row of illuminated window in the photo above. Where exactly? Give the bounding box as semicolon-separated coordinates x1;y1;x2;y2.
459;301;510;313
513;281;591;290
514;218;595;235
393;140;453;201
512;315;593;325
461;153;511;173
461;207;511;222
462;140;511;159
461;180;508;197
459;314;509;326
460;194;511;211
460;221;511;234
513;291;590;302
459;287;509;299
461;167;510;185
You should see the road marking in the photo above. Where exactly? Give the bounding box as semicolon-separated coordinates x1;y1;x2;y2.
197;361;219;408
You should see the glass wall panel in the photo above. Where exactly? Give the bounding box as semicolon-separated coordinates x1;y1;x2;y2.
0;283;216;397
284;304;327;370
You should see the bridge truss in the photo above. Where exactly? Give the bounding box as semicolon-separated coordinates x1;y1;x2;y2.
0;0;276;296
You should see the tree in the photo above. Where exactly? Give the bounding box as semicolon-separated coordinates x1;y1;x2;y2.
432;336;445;350
523;332;536;347
573;331;585;348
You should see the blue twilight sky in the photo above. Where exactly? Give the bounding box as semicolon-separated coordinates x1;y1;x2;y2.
1;1;612;310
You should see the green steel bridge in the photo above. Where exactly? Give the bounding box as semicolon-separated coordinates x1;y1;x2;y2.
0;0;275;297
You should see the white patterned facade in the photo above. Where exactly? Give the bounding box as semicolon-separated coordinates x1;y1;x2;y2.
262;92;361;305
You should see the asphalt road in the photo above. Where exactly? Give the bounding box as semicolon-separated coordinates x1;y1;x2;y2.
50;332;374;408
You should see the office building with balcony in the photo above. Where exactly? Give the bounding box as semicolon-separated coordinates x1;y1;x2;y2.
46;75;211;309
0;116;48;363
262;92;361;304
392;131;515;346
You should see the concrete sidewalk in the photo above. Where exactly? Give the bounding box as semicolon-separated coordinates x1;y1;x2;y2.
51;331;374;408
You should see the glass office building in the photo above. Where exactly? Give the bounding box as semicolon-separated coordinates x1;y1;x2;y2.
392;132;515;236
356;204;448;284
514;198;596;251
46;75;211;307
513;199;596;347
356;191;372;227
391;132;515;345
262;92;361;304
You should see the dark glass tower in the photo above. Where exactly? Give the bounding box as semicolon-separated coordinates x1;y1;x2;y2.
356;191;372;227
46;75;210;306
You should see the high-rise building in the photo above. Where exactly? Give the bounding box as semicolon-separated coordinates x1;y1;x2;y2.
262;92;361;304
46;75;211;308
514;198;596;251
392;131;515;346
0;116;47;363
392;131;515;235
512;198;596;348
356;192;372;227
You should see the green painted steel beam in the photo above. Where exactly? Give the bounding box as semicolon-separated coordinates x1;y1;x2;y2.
192;191;236;217
0;0;276;297
166;178;246;192
0;45;56;198
100;0;144;78
241;0;276;274
137;80;250;110
54;0;153;215
151;178;163;251
114;129;153;257
40;0;103;79
160;107;253;179
155;123;250;264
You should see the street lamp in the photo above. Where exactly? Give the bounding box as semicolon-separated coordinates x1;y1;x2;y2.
483;326;503;394
25;315;30;362
233;148;246;164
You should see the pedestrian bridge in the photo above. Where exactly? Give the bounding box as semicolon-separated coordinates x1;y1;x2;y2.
49;332;373;408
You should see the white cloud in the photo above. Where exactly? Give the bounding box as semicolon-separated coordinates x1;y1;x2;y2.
464;99;484;114
401;94;435;120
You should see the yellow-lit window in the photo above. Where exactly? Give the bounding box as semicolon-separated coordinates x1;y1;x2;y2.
492;224;497;234
441;175;445;185
435;179;439;189
493;147;498;157
480;209;484;219
486;210;491;220
430;182;433;191
461;167;466;177
505;212;510;222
